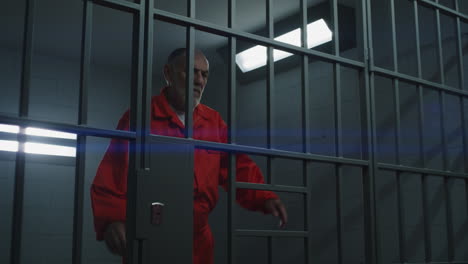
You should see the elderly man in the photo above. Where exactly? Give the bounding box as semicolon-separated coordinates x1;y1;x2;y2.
91;48;288;264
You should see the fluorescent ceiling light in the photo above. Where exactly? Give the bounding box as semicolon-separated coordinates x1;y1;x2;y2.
236;18;333;73
0;140;19;152
25;142;76;157
25;127;77;140
0;124;20;134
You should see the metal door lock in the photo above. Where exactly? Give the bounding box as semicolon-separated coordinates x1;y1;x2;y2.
151;202;165;225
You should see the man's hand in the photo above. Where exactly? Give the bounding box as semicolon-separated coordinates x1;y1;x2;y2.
104;221;127;256
264;199;288;228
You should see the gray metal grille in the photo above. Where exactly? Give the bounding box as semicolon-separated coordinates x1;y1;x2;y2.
3;0;468;263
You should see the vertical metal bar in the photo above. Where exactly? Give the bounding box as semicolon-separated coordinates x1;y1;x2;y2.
332;0;339;56
266;0;275;190
300;1;313;263
303;161;313;264
228;153;236;264
336;165;343;264
455;0;465;91
300;0;309;155
421;174;432;262
436;1;446;85
413;5;433;260
418;87;425;168
128;0;151;261
439;90;454;261
185;28;195;138
10;0;35;263
265;0;274;262
414;0;423;79
184;0;195;138
72;1;93;264
444;176;454;262
390;0;398;72
331;0;342;158
361;0;378;262
394;80;401;165
227;1;236;263
396;172;407;263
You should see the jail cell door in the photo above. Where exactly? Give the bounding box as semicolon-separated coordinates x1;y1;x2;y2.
129;139;194;264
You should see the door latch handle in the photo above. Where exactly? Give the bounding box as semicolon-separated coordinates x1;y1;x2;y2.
151;202;165;225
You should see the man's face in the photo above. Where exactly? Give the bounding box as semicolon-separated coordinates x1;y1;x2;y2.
164;52;209;112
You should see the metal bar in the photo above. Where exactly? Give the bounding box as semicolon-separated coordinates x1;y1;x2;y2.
184;27;195;138
10;0;35;263
394;80;401;165
336;165;343;264
142;0;153;169
436;3;446;85
372;66;468;98
127;1;151;261
421;174;432;262
228;154;236;264
0;115;136;140
0;112;368;166
455;4;465;90
236;182;308;193
300;0;310;155
418;86;426;167
414;0;423;79
396;172;407;262
440;92;448;171
227;0;236;263
266;0;275;188
444;176;455;261
11;132;26;264
92;0;140;12
417;0;468;21
300;0;313;263
334;63;342;157
361;0;379;262
227;17;237;145
186;137;370;165
304;161;313;264
377;163;468;179
331;0;342;158
267;237;273;264
235;229;308;237
390;0;398;72
188;0;195;17
332;0;339;56
72;1;93;263
152;9;365;68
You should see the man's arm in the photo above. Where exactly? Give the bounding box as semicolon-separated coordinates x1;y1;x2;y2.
90;111;130;255
217;116;288;227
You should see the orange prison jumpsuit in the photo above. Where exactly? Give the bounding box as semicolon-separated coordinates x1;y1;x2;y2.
91;89;278;264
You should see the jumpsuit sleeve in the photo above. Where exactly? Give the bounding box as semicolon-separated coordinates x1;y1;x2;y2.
217;116;279;213
90;111;130;240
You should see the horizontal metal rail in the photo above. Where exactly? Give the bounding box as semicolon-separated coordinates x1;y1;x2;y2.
0;115;136;140
372;66;468;98
377;162;468;179
417;0;468;21
0;115;370;164
91;0;140;12
236;182;308;193
235;229;308;237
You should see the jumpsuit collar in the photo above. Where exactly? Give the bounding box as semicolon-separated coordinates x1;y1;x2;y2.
152;87;210;129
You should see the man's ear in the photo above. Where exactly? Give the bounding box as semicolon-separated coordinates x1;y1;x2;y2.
163;64;171;85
